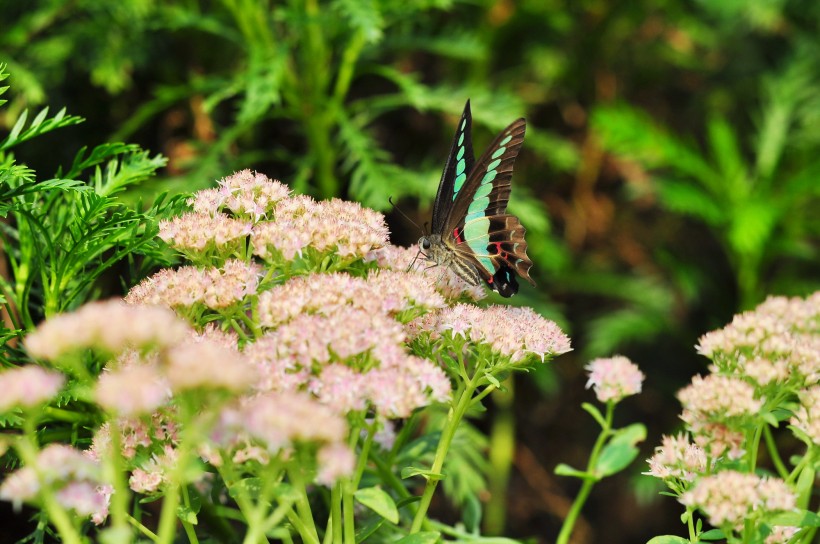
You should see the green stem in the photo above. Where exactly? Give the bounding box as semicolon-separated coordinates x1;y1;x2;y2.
328;483;343;544
555;402;614;544
127;514;158;541
483;380;514;535
17;421;83;544
410;372;482;533
288;463;320;543
106;419;132;539
762;425;788;478
180;485;200;544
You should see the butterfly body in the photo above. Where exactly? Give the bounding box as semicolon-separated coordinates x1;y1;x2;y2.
419;100;535;297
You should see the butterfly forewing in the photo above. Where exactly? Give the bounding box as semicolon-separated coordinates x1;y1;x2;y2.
431;101;475;234
441;117;534;289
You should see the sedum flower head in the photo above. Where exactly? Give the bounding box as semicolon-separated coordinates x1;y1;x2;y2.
679;471;796;528
126;261;260;310
645;433;707;482
257;271;444;328
0;444;105;520
585;355;645;403
165;340;258;393
191;169;291;220
26;300;190;360
251;196;389;262
677;374;762;420
158;212;252;255
316;443;356;486
0;366;65;412
696;293;820;387
790;386;820;445
410;303;571;363
233;392;348;451
95;363;168;416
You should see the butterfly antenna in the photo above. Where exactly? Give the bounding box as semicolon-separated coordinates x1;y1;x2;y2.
388;196;423;233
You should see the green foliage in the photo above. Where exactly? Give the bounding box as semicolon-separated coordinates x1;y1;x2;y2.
591;49;820;307
0;65;176;339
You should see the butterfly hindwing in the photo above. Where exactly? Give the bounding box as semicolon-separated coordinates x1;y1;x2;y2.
431;101;475;234
449;214;534;296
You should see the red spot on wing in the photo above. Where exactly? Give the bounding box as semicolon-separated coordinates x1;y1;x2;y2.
453;228;464;244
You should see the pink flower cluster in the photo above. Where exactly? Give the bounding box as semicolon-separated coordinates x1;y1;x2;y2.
190;169;291;220
409;303;572;363
26;300;189;360
0;366;65;412
246;310;450;418
158;212;252;255
251;197;389;261
208;392;355;484
0;444;109;524
679;470;796;528
678;374;763;420
257;271;445;328
126;260;261;310
366;244;486;301
791;386;820;445
584;355;645;403
644;434;707;482
696;293;820;387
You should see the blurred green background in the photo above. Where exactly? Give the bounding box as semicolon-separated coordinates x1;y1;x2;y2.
1;0;818;541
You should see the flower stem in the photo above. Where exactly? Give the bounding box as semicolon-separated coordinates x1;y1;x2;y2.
555;402;614;544
410;374;481;533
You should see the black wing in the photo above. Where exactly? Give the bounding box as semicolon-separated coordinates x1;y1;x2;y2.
444;117;526;232
431;100;475;234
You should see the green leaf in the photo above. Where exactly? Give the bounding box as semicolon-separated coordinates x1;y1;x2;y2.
554;463;593;480
0;107;84;152
654;177;725;226
699;529;725;540
395;531;440;544
177;504;198;525
727;198;779;256
768;509;820;527
707;117;747;197
595;424;646;477
581;403;605;427
646;536;690;544
401;466;443;481
483;372;502;388
354;487;399;524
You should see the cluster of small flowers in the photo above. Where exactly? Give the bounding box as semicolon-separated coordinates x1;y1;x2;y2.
190;169;292;220
584;355;645;403
251;196;389;261
644;434;707;483
158;212;252;255
0;444;109;524
366;244;486;301
679;470;796;528
696;293;820;387
246;310;450;418
125;260;261;310
0;366;65;412
204;391;355;484
791;386;820;445
408;303;572;364
677;374;762;420
25;300;188;360
256;270;445;328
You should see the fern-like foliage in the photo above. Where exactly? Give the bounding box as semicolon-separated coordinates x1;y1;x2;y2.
591;52;820;306
0;68;176;342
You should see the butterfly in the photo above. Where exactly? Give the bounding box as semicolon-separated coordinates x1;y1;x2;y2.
418;100;535;297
